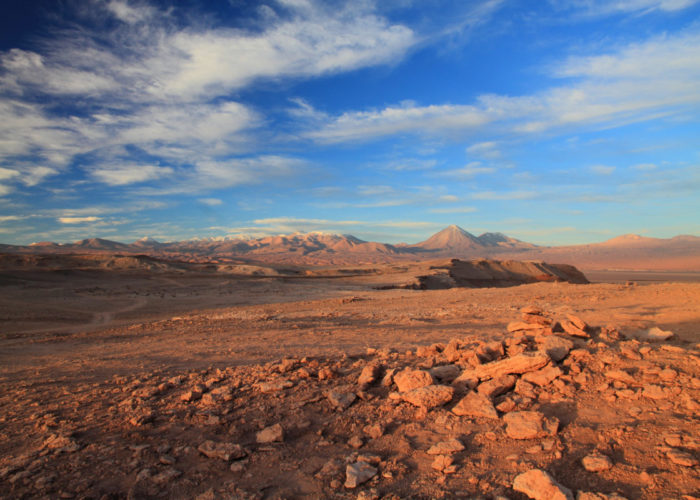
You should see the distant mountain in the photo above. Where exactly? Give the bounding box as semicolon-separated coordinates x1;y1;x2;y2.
131;237;162;247
73;238;130;251
1;226;699;270
476;232;537;249
413;225;482;251
411;225;536;256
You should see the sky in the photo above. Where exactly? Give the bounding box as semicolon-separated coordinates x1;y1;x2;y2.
0;0;699;246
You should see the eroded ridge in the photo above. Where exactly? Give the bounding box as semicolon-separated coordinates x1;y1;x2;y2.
1;309;698;499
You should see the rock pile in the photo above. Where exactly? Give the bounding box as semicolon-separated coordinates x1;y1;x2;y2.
0;307;698;499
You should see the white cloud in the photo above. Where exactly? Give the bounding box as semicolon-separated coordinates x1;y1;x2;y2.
472;190;538;200
91;165;174;186
308;102;489;143
154;7;414;100
590;165;616;175
443;162;497;177
21;166;59;186
0;167;19;180
428;206;478;214
106;0;156;24
199;198;223;206
304;30;700;142
631;163;657;170
551;0;699;15
58;216;102;224
250;216;443;235
466;141;501;158
0;0;417;194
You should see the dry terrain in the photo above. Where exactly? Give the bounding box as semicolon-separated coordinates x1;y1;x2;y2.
0;260;699;499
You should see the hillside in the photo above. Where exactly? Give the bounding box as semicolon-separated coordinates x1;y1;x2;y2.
1;226;699;270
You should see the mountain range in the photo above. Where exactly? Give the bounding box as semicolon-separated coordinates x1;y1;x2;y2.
2;225;699;270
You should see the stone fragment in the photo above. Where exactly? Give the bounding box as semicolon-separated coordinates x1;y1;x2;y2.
582;453;613;472
477;375;516;398
318;367;337;380
394;369;435;392
508;322;546;333
381;368;396;387
503;411;558;439
42;434;80;453
256;423;284;443
432;455;454;472
476;341;505;362
277;358;297;373
198;441;246;461
356;488;380;500
327;390;357;410
363;423;384;439
344;462;377;488
663;433;682;447
427;438;465;455
442;339;462;363
401;385;454;409
537;336;574;362
522;365;563;387
642;385;668;400
523;313;552;326
576;493;628;500
515;379;537;398
451;391;499;419
180;390;202;402
451;370;479;391
473;353;550;380
567;314;587;331
348;435;364;449
604;370;636;385
429;364;461;383
256;380;293;393
643;327;674;341
667;448;698;467
358;363;382;388
560;320;589;338
151;467;182;484
513;469;573;500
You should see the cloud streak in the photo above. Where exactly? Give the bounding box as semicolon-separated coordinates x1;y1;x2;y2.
0;0;418;195
303;30;700;142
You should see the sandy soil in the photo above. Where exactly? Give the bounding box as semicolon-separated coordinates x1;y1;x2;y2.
0;270;699;499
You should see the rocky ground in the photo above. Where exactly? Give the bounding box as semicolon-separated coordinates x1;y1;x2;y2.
1;304;698;499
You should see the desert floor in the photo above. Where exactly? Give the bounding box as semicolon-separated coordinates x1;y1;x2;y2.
0;270;699;499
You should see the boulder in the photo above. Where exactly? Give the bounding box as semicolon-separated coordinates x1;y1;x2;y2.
537;335;574;362
394;368;435;392
451;390;499;419
503;411;558;439
427;438;465;455
522;365;562;387
256;423;284;443
345;462;377;488
401;385;454;409
198;441;246;461
581;453;613;472
477;375;516;398
513;469;573;500
473;353;550;380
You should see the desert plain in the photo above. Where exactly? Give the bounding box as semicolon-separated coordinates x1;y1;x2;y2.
0;254;699;500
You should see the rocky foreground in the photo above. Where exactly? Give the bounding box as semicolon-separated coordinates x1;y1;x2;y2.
1;309;699;499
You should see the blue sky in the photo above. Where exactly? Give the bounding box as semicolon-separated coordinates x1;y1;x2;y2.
0;0;698;245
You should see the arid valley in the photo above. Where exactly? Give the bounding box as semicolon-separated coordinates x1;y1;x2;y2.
2;2;700;499
1;229;699;499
